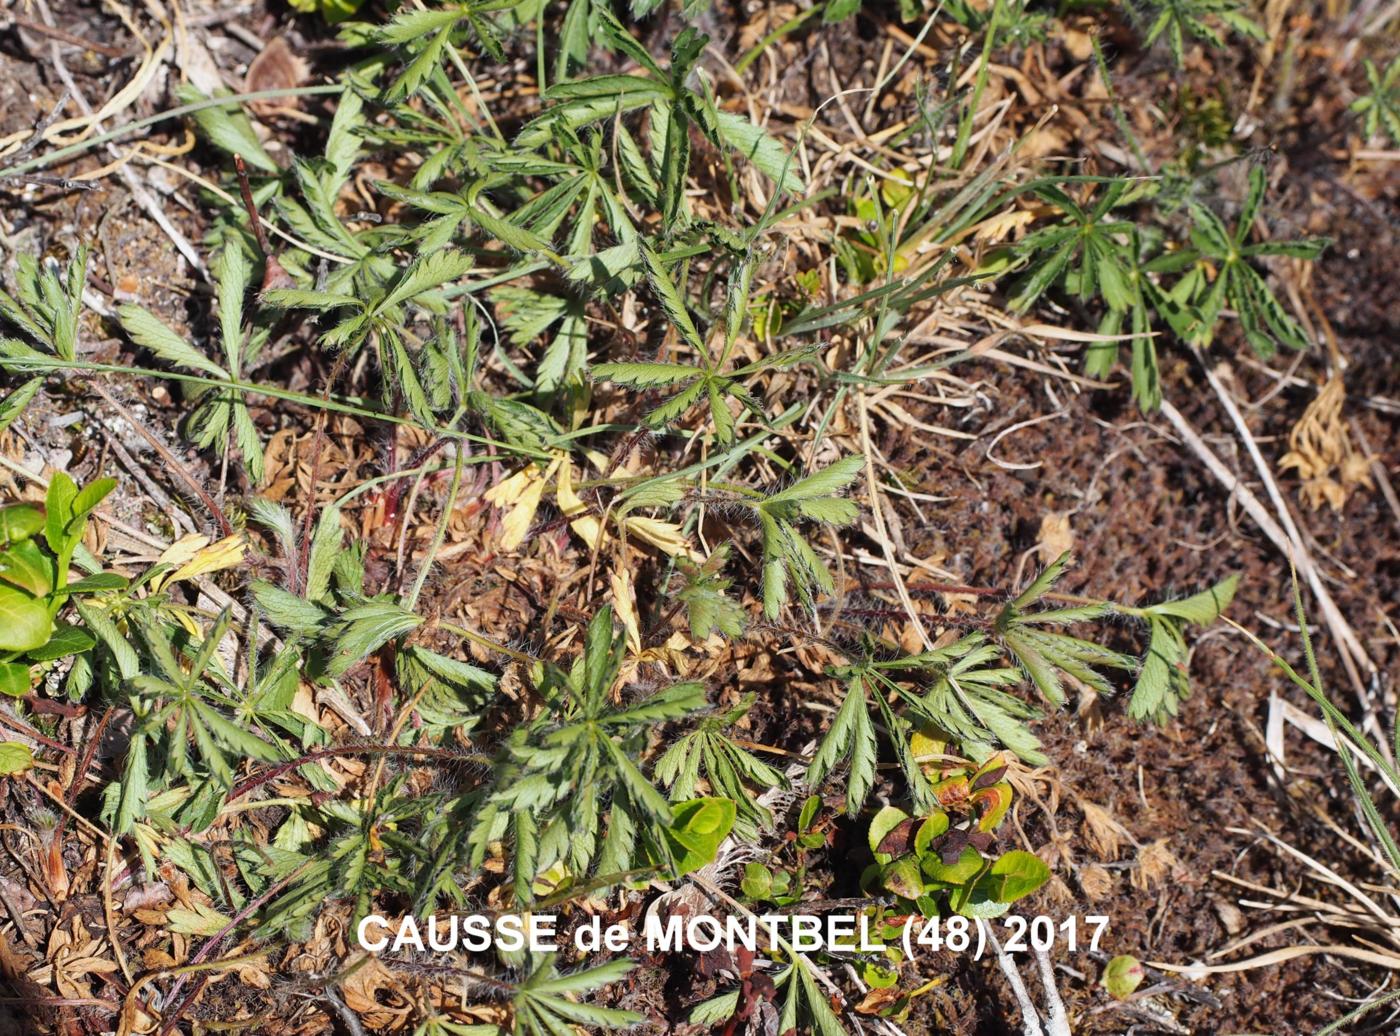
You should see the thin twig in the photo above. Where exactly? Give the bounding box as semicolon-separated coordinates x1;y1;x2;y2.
88;379;234;537
3;13;129;58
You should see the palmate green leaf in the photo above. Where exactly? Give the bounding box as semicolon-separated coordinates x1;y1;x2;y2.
604;735;673;821
283;158;367;257
1127;574;1238;722
512;808;538;904
1000;628;1066;705
656;99;691;226
515;82;670;148
1010;239;1075;313
762;454;863;517
75;599;138;679
396;644;495;728
0;377;42;437
230;400;266;484
173;85;277;173
389;24;452;100
615;122;660;208
117;305;228;380
324;600;423;677
116;732;149;835
654;698;782;835
513;957;644;1034
213;242;249;372
995;552;1135;705
607;681;708;726
555;0;591;82
808;677;877;815
305;505;345;604
1235;263;1311;353
936;681;1048;765
708;109;809;193
1129;615;1188;723
379;249;474;313
690;991;742;1026
1007;550;1072;610
469;206;556;257
1248;239;1331;260
1169;175;1328;356
780;955;849;1036
491;287;589;388
592;0;666;76
676;563;746;641
492;287;575;346
1145;573;1239;625
1140;0;1263;66
1351;57;1400;145
260;288;360;312
592;361;699;387
375;7;456;41
639;243;706;353
754;458;857;617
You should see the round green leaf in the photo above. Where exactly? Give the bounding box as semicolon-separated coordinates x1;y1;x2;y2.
984;850;1051;903
0;504;43;545
881;856;925;901
914;812;950;856
1102;955;1144;1000
0;585;49;652
868;804;910;858
0;742;33;775
860;960;899;989
662;797;737;875
0;539;53;596
0;662;31;697
922;845;985;886
740;862;772;900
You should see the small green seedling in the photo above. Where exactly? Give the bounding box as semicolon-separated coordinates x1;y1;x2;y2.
864;755;1051;919
0;475;123;697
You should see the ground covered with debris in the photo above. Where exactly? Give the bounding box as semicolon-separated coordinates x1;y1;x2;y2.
0;0;1396;1033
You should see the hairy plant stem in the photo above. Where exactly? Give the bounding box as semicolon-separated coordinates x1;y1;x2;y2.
228;744;493;804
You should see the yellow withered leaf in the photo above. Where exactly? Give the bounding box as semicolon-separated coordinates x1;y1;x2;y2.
486;458;561;550
556;457;603;551
558;457;698;560
155;533;247;590
155;532;210;572
972;207;1037;244
610;565;642;654
619;515;701;560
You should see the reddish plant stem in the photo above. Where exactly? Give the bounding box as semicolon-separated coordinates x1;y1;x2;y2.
381;435;450;529
68;707;111;804
156;864;309;1036
0;709;73;755
227;744;489;803
233;154;269;256
22;696;84;719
